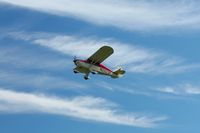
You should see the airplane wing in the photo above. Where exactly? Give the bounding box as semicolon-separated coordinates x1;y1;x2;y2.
87;46;114;65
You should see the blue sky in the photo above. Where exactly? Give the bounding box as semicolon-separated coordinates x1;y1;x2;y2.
1;0;200;133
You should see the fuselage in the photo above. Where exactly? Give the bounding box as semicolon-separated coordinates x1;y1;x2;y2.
74;59;113;76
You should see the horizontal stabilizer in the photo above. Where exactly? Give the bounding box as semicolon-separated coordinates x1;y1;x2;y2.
111;68;125;78
113;68;125;75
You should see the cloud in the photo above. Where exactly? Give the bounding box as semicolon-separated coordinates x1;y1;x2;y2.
156;84;200;95
0;38;87;90
7;31;200;74
95;81;152;97
1;0;200;31
184;84;200;95
0;70;87;90
0;88;167;127
0;43;70;71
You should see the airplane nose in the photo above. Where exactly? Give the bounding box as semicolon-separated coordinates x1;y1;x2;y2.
73;59;78;65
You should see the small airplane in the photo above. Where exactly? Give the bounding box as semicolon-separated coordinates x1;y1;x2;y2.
73;46;125;80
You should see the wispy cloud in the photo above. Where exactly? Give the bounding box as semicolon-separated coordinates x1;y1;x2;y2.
95;81;152;97
1;0;200;31
0;70;87;90
0;88;167;127
0;38;87;90
7;31;200;74
156;84;200;95
0;44;70;71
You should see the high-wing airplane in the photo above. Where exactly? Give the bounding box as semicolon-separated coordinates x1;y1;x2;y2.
73;46;125;80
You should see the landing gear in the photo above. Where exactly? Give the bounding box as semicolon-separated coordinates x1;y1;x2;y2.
91;71;96;74
84;76;89;80
73;68;79;74
73;70;79;74
84;73;90;80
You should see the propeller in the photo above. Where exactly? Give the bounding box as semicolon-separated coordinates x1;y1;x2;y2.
73;56;78;63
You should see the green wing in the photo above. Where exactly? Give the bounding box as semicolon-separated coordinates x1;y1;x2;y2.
87;46;114;64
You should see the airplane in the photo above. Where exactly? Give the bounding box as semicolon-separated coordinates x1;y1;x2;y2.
73;45;125;80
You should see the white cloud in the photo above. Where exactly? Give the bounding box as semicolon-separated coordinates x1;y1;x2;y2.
0;70;87;90
0;88;167;127
156;84;200;95
1;0;200;31
183;84;200;95
7;31;200;74
95;81;152;97
156;87;178;95
33;35;158;67
0;44;70;71
0;39;87;90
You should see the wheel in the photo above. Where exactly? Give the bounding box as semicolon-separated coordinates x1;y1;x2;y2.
91;72;96;74
73;70;78;74
84;76;89;80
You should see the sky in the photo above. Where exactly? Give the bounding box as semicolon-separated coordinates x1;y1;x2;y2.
0;0;200;133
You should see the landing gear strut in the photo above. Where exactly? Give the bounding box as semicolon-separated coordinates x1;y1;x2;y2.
84;73;90;80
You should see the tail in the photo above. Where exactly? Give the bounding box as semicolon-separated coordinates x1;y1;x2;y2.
111;68;126;78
